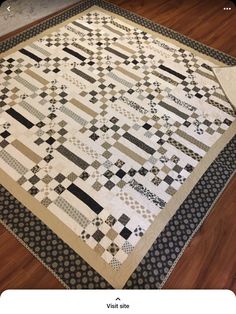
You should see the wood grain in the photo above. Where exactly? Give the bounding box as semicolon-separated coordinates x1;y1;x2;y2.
108;0;236;57
0;0;235;292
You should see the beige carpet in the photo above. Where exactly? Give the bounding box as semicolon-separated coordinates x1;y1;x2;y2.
0;0;78;36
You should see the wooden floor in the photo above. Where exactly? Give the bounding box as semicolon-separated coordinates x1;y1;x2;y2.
0;0;235;292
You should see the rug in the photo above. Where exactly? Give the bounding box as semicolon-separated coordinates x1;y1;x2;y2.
0;0;235;289
0;0;78;37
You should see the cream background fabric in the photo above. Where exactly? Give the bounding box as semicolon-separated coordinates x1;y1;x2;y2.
213;66;236;110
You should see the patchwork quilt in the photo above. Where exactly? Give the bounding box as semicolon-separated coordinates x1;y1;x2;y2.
0;4;235;288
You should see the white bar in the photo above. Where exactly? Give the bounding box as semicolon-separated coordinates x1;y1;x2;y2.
0;290;235;314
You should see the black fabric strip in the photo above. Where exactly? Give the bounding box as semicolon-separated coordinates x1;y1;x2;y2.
159;64;186;80
6;108;34;129
68;183;103;214
123;132;156;155
71;67;96;83
63;47;86;61
19;48;42;62
57;145;89;170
